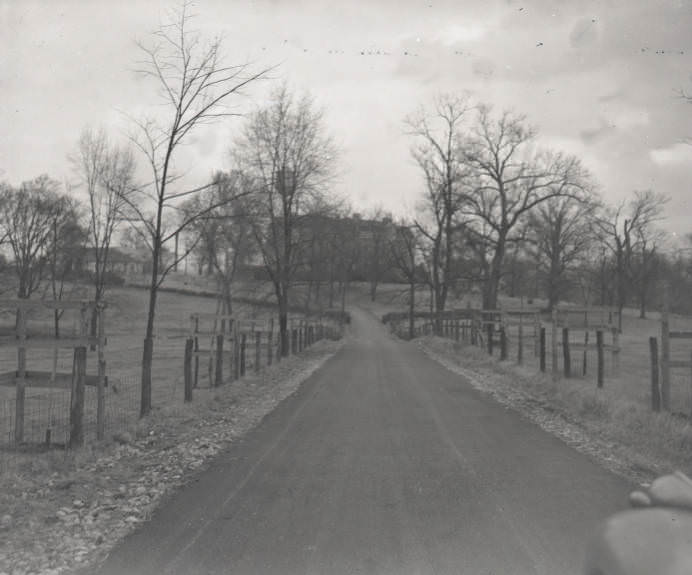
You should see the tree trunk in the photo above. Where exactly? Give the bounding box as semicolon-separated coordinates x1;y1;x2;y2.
279;307;288;357
305;280;313;313
408;280;415;340
434;287;446;335
140;241;160;417
639;284;647;319
328;273;335;308
484;240;506;311
278;286;289;357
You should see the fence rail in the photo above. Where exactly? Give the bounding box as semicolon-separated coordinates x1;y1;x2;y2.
183;318;341;402
384;306;620;388
0;303;347;475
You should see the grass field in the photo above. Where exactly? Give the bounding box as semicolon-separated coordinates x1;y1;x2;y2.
359;281;692;475
358;282;692;418
0;279;306;463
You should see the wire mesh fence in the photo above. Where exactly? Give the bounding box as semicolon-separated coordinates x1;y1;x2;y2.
0;372;142;475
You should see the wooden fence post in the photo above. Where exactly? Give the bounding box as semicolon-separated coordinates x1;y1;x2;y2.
228;319;235;381
267;331;273;366
689;350;692;420
184;337;193;402
292;329;298;354
661;281;671;411
611;327;620;377
215;334;224;386
240;333;246;376
551;309;559;381
14;307;27;444
563;327;571;378
96;305;106;440
255;331;261;374
487;322;494;355
193;315;200;388
69;346;87;448
596;330;604;388
539;327;546;372
233;324;240;380
517;314;524;365
582;331;589;376
649;336;660;412
500;327;508;360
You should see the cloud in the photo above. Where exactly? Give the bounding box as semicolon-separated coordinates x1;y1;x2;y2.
579;105;649;145
650;142;692;166
569;16;600;49
434;23;486;46
580;120;616;145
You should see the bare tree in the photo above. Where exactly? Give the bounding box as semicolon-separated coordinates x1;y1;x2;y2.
0;175;64;300
390;221;421;339
359;208;394;302
405;94;471;332
298;213;333;311
595;190;668;327
127;2;270;416
45;195;88;336
182;170;258;317
528;194;598;310
234;85;336;356
461;106;592;309
70;126;136;337
632;223;665;319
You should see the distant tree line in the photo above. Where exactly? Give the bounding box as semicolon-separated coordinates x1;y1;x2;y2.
395;93;681;335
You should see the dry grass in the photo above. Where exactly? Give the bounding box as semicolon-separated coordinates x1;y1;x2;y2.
421;336;692;480
362;281;692;477
361;282;692;416
0;283;296;467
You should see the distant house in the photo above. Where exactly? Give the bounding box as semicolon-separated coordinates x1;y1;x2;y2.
82;246;150;277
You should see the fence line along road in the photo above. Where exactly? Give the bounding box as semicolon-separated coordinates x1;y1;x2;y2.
384;305;620;390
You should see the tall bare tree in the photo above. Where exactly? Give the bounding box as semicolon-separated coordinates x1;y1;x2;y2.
70;126;136;337
45;195;87;336
595;190;668;328
528;195;597;309
461;106;591;309
406;95;471;331
234;85;336;356
182;170;257;316
0;175;63;299
127;3;270;416
360;209;394;302
390;221;421;339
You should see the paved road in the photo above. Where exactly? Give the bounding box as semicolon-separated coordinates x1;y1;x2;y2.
98;308;630;575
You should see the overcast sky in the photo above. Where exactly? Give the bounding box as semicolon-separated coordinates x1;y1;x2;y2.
2;0;692;236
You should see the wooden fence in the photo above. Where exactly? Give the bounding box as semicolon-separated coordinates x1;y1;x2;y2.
649;282;692;415
183;315;341;403
0;299;107;447
384;305;620;388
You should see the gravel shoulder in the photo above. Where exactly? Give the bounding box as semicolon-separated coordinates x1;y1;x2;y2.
0;339;343;575
417;336;678;486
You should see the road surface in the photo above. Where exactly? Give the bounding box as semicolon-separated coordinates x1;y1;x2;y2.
97;308;630;575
